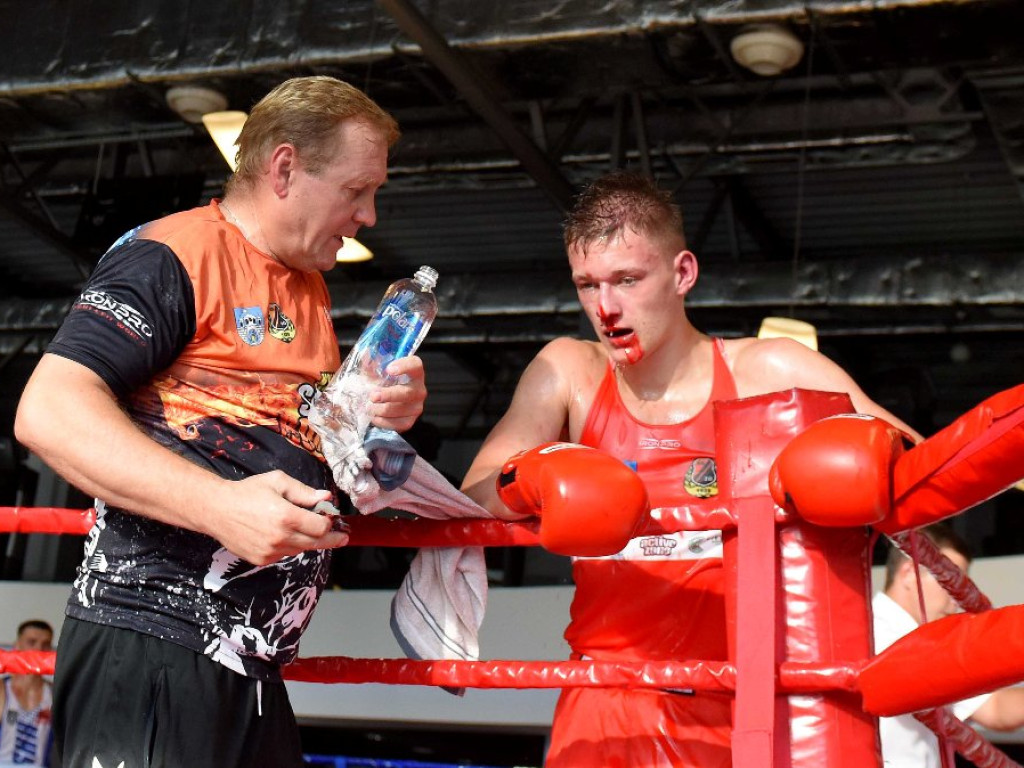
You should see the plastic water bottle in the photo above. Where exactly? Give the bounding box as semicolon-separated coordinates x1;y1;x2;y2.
336;265;439;385
310;266;438;448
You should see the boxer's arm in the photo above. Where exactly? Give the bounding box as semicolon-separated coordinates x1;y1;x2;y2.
731;337;924;441
461;338;589;520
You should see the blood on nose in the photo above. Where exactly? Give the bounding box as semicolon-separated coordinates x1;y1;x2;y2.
597;287;616;323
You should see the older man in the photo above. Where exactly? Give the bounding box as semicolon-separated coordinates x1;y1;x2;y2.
15;76;426;768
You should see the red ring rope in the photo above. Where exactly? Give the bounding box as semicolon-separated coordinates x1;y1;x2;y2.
0;504;797;543
1;503;1018;768
0;506;95;535
0;649;859;694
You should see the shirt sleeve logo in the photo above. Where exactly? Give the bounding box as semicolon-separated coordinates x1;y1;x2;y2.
233;306;265;346
75;290;153;340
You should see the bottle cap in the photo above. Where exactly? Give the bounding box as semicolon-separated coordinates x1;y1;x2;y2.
414;265;439;291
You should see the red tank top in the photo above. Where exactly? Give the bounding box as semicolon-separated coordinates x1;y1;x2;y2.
566;338;738;662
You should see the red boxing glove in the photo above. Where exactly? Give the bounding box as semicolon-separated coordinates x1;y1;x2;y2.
769;414;906;526
497;442;649;556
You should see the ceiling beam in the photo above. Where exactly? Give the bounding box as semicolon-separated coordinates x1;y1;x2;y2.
377;0;575;212
971;72;1024;205
4;253;1020;336
417;253;1022;312
723;177;789;260
0;195;91;278
0;0;1019;103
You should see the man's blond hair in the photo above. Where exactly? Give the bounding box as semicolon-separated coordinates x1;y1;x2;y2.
227;76;399;193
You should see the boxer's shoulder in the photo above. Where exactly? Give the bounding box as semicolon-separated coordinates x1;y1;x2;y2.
539;336;604;362
535;337;607;386
726;336;816;398
529;338;608;436
568;337;608;385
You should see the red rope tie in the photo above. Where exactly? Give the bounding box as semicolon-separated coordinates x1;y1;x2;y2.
889;530;992;613
281;657;868;693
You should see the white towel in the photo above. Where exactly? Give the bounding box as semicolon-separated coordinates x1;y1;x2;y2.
308;373;493;673
353;452;491;675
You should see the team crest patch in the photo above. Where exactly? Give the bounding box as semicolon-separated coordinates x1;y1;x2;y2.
683;457;719;498
234;306;265;346
267;303;296;342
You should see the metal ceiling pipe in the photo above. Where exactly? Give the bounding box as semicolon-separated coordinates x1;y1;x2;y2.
8;126;195;153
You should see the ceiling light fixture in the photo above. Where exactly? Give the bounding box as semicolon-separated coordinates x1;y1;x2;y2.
173;93;373;264
757;317;818;351
336;237;374;263
730;24;805;77
200;110;247;171
166;85;229;124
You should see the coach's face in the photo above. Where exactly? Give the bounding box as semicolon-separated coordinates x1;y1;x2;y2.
272;118;389;273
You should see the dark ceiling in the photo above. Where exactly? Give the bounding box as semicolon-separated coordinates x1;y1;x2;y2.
1;0;1023;446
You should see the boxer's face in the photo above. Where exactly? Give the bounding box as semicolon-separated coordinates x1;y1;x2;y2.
569;228;692;367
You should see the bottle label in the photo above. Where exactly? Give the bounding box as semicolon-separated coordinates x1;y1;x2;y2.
335;277;436;386
375;301;424;358
382;302;414;331
354;297;426;379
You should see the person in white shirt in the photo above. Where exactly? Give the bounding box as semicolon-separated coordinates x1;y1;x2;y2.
873;523;1024;767
0;620;54;767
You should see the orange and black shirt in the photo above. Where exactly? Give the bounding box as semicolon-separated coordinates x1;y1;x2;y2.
48;201;340;680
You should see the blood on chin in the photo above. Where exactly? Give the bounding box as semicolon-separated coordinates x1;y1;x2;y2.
606;334;644;365
624;344;644;364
